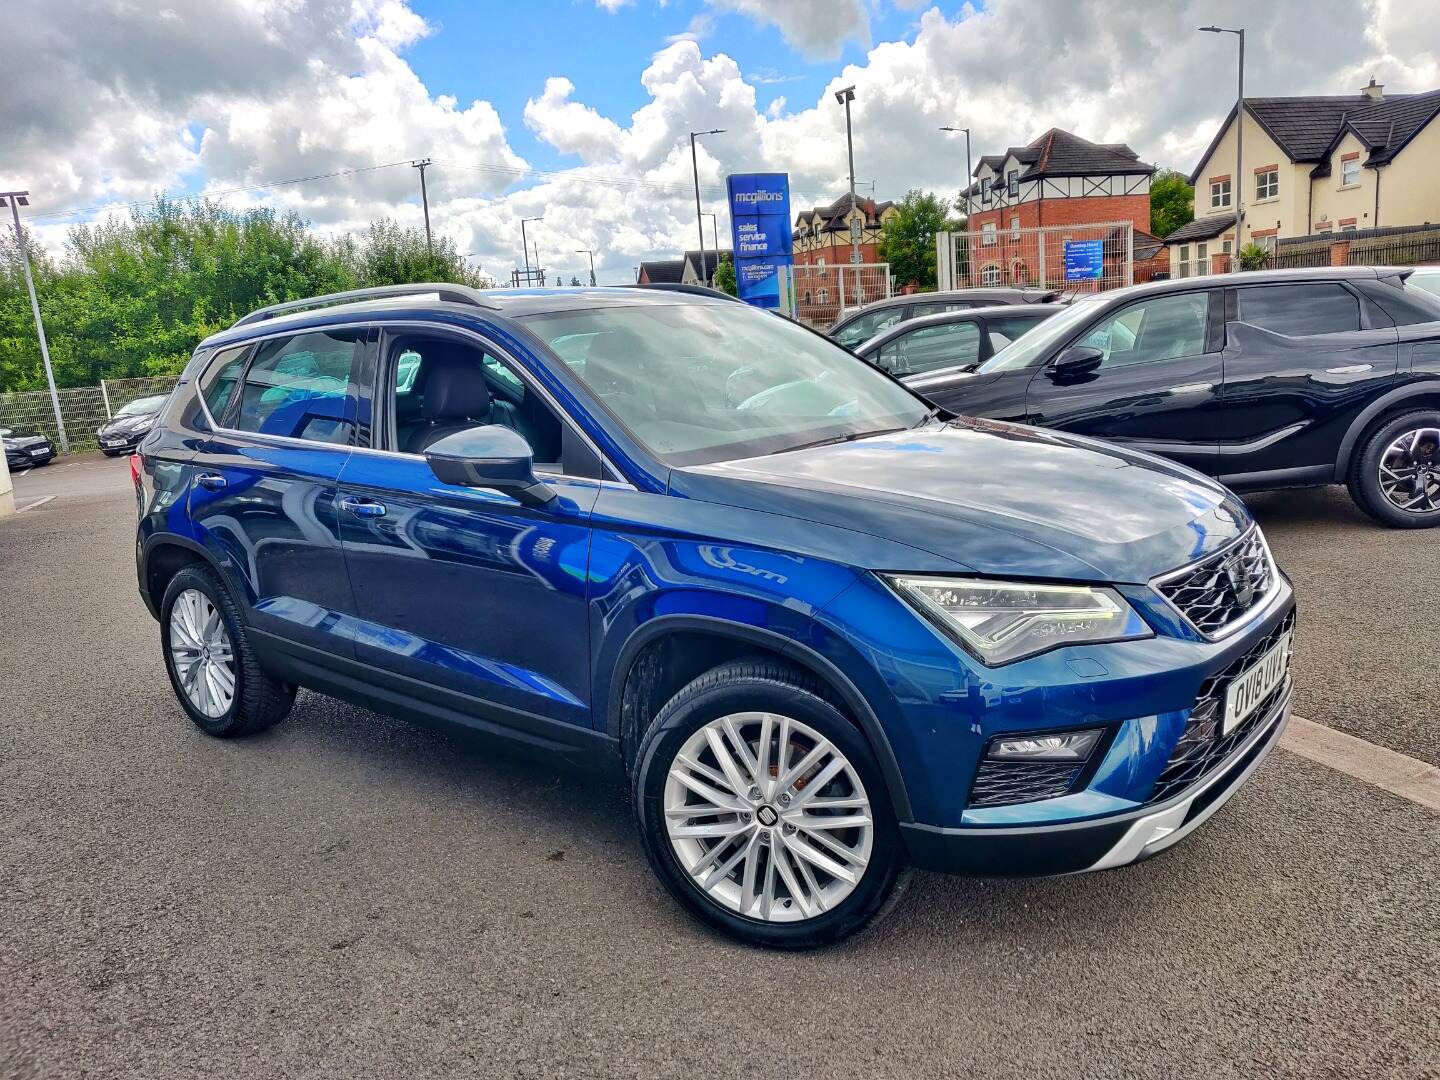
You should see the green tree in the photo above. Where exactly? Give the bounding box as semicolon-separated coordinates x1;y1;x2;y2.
1150;168;1195;239
712;254;737;296
876;190;962;291
1237;242;1271;271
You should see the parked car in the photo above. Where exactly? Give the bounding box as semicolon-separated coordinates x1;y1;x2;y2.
908;267;1440;528
98;393;170;456
1;427;55;468
852;304;1058;379
828;287;1060;349
135;283;1295;948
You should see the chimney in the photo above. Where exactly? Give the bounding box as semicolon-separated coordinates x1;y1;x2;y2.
1362;77;1384;101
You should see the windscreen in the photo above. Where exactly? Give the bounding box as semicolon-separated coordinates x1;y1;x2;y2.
116;394;169;417
522;303;929;465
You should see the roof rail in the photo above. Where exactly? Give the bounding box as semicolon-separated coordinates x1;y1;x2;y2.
626;282;745;303
232;283;490;328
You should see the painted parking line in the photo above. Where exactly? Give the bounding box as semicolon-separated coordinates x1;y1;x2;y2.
1284;714;1440;813
15;495;57;514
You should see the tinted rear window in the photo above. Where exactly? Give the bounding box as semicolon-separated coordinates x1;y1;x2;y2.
1353;279;1440;327
1236;283;1360;336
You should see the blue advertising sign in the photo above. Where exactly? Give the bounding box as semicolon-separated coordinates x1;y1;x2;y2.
1063;239;1104;281
727;173;792;308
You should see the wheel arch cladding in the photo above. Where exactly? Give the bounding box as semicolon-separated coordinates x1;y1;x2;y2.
141;537;211;618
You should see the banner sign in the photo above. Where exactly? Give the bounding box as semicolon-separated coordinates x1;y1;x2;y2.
1063;239;1104;281
727;172;792;308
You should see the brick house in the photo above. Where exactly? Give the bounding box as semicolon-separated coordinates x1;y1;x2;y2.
791;194;898;270
1166;80;1440;277
962;129;1155;287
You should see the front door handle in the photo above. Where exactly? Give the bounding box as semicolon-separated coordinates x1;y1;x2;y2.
196;472;227;491
340;496;387;518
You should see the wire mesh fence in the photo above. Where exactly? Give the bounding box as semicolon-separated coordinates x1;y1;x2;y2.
790;263;893;328
0;374;178;453
937;222;1135;295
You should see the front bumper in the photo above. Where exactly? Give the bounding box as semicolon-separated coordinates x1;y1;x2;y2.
99;433;145;451
901;684;1291;877
6;445;53;466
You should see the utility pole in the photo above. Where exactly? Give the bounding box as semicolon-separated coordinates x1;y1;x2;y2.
521;216;542;286
702;213;720;262
835;86;859;265
412;159;433;255
2;191;67;452
575;249;596;286
1200;25;1245;271
689;128;725;286
940;126;973;222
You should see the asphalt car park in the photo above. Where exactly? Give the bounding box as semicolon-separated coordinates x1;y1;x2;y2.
2;454;1437;1078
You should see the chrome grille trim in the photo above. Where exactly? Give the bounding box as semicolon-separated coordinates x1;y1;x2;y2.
1150;527;1280;641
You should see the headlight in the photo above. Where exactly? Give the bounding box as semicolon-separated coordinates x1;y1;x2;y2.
885;575;1153;666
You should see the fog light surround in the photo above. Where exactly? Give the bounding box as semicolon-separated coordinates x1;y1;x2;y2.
986;728;1104;762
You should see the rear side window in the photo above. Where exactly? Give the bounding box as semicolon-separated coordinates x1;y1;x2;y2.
234;329;364;444
197;345;249;423
1352;279;1440;327
833;307;904;348
1237;283;1360;336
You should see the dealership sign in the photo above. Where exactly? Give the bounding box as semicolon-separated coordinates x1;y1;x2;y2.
1063;239;1104;281
727;173;793;308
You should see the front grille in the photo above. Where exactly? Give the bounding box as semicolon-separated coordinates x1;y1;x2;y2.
1148;610;1295;804
1155;529;1275;638
969;761;1083;808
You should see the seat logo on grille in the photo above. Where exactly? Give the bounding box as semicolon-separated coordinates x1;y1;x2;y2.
1224;555;1255;607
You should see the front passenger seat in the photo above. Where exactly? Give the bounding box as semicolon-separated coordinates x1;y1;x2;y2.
406;354;513;454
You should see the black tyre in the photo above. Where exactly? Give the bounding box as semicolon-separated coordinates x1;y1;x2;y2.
1347;409;1440;528
160;564;294;737
633;659;908;949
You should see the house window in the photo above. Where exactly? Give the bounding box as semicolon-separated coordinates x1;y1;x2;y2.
1177;244;1190;279
1255;168;1278;200
1209;178;1231;209
817;288;829;304
1222;239;1233;254
1341;157;1360;186
980;264;1001;286
981;179;992;205
1340;221;1357;234
1197;242;1209;268
982;222;997;246
1007;170;1018;198
1010;215;1021;240
817;257;826;275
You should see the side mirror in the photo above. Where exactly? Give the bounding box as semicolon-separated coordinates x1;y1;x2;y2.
1047;345;1104;379
423;425;556;507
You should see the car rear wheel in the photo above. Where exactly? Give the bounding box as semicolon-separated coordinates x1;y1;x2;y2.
160;565;294;737
1348;409;1440;528
633;660;907;948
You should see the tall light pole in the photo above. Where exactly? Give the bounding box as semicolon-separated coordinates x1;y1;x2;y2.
1;191;67;452
702;213;720;261
835;85;859;264
689;128;725;286
575;249;596;286
412;159;433;255
520;216;542;285
1200;25;1245;272
940;126;973;223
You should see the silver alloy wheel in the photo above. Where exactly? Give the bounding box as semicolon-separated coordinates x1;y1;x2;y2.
168;588;237;719
1378;427;1440;513
663;711;874;923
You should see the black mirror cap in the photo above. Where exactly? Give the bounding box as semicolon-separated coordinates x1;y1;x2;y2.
423;425;556;506
1049;345;1104;378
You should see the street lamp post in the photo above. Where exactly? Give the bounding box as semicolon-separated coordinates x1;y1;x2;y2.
1200;25;1245;272
702;213;720;263
939;126;973;222
689;129;725;286
1;191;67;452
575;249;596;286
835;85;859;265
520;216;542;285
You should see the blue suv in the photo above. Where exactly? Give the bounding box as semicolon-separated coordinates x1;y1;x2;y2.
135;283;1296;948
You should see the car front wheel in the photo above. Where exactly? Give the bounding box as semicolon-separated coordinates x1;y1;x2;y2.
1349;410;1440;528
633;660;907;948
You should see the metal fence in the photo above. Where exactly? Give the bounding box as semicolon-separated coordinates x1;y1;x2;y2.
0;375;178;453
1271;224;1440;271
937;222;1135;295
790;263;893;328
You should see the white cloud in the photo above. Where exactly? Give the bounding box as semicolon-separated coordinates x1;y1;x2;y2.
707;0;870;60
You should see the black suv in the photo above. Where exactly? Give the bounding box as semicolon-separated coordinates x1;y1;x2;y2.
910;267;1440;527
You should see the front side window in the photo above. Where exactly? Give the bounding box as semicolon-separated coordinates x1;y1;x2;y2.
1341;157;1360;186
1210;177;1231;209
234;329;363;444
875;320;981;376
833;307;904;348
1255;168;1279;200
522;302;927;466
1236;283;1361;336
1077;292;1211;369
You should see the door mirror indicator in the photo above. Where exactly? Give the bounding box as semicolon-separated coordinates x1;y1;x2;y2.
423;425;556;507
1048;345;1104;380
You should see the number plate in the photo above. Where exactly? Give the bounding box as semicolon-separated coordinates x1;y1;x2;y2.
1223;632;1291;735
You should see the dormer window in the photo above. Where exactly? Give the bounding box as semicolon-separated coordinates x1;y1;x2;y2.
1007;170;1019;198
1341;155;1360;187
981;179;992;205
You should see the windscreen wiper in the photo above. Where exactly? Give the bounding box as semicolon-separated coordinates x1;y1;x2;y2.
776;427;906;454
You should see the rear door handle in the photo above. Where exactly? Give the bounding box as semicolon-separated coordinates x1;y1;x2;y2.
340;496;386;518
1166;382;1214;395
196;473;227;491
